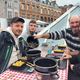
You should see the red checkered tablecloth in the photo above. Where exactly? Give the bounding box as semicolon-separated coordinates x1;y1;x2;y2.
0;67;68;80
0;60;68;80
58;69;68;80
0;70;37;80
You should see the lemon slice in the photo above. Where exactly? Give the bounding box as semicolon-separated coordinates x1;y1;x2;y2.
12;60;25;67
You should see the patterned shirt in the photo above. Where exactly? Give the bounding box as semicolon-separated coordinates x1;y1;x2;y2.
49;28;80;51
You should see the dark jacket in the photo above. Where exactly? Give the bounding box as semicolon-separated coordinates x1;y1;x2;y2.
73;64;80;76
19;37;29;56
0;31;15;73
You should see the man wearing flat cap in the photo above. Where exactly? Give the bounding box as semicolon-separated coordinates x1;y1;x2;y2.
0;17;25;73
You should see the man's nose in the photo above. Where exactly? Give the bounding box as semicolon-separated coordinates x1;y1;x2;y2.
73;23;78;26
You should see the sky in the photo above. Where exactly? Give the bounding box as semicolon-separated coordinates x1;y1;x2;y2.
56;0;80;6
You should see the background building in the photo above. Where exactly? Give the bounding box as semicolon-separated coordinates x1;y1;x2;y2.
0;0;19;18
20;0;62;23
0;0;72;23
6;0;20;18
0;0;6;18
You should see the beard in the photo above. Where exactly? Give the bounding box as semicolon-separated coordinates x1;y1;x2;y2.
75;30;80;38
72;28;80;36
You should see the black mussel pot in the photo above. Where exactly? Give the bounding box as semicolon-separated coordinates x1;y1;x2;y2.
27;36;39;49
34;57;58;75
26;50;41;63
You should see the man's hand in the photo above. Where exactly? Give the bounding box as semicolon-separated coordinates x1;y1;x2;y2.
60;54;72;60
60;48;72;60
33;34;42;39
71;50;79;55
33;33;50;39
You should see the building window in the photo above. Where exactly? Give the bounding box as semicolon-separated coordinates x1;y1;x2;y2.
32;15;35;19
42;1;45;3
51;18;53;22
44;17;47;22
32;5;35;12
36;0;40;2
48;17;50;22
44;8;47;14
8;11;12;18
21;3;25;10
36;6;40;13
15;12;18;17
27;14;30;19
40;16;43;21
36;15;39;20
42;8;45;14
8;1;12;8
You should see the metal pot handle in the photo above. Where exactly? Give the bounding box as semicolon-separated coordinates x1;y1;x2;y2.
48;67;59;79
50;73;59;79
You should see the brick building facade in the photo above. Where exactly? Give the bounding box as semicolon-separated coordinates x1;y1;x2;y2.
20;0;62;23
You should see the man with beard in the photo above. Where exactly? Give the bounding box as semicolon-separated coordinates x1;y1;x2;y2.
34;15;80;79
0;17;24;73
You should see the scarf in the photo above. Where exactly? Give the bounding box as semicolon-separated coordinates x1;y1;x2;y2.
6;27;19;49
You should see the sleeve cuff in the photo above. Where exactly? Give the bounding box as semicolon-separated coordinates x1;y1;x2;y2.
48;33;51;39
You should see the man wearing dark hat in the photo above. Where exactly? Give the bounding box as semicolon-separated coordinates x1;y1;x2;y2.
0;17;25;73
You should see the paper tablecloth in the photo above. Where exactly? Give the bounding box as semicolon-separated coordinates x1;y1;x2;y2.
0;66;68;80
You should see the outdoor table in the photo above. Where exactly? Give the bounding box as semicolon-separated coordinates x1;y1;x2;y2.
0;45;69;80
0;66;68;80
